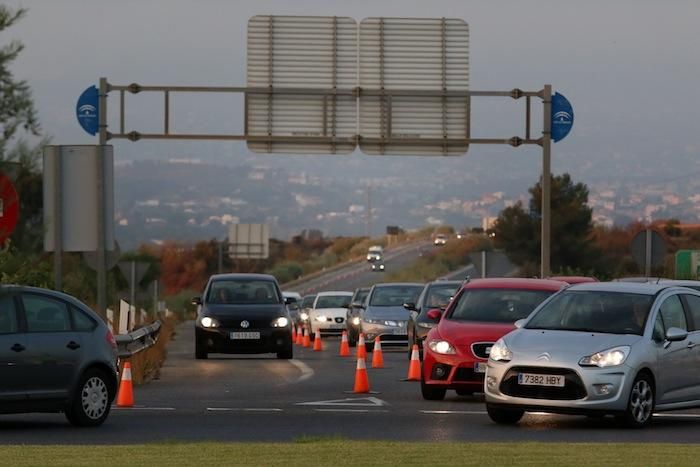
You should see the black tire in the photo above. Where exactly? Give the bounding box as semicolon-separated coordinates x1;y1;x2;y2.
65;368;114;427
421;372;446;401
486;404;524;425
348;330;357;347
456;389;474;396
617;373;655;428
195;335;208;360
365;342;373;354
277;345;293;359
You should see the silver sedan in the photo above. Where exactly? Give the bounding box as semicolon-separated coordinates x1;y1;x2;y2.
485;282;700;427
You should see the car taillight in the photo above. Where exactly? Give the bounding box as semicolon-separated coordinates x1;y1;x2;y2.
106;330;117;349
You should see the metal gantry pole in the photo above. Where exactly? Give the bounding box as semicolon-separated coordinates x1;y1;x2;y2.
97;78;108;320
52;147;63;291
540;84;552;278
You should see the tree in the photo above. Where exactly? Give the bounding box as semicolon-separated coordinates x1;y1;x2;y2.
493;173;597;274
1;6;46;251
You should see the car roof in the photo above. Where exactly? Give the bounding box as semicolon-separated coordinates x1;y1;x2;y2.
548;275;598;284
372;282;424;288
463;277;567;291
316;291;353;297
282;291;302;298
0;285;90;309
565;281;683;295
210;273;277;282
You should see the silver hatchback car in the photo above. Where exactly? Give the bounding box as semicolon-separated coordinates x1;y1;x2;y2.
485;282;700;427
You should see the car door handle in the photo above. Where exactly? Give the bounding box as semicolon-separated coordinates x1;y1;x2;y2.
11;343;25;352
66;341;81;350
688;341;697;349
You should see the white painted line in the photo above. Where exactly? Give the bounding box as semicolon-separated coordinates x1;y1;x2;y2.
653;413;700;419
207;408;283;412
314;409;390;413
290;359;314;383
421;410;487;415
297;396;387;407
113;406;176;411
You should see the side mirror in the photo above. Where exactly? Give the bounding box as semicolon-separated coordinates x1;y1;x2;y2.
665;327;688;342
426;308;442;321
403;302;416;311
191;296;202;306
514;319;526;329
284;297;293;305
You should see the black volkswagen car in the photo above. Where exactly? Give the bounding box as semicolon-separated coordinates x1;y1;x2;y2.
193;274;293;359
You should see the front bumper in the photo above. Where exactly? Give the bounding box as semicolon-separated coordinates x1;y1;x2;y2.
484;360;633;413
362;321;408;345
422;347;487;391
196;326;291;354
310;316;347;336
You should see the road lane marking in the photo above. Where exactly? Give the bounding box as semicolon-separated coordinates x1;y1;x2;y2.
314;409;390;413
421;410;487;415
653;413;700;419
207;408;283;412
290;359;314;383
297;396;387;407
113;406;176;411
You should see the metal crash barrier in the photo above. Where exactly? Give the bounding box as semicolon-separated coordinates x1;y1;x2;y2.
115;321;162;358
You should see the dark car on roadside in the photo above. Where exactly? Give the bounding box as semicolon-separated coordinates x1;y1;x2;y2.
405;280;461;359
298;293;317;326
0;285;119;427
193;273;293;360
346;286;370;346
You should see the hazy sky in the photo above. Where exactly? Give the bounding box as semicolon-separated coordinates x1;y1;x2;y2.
5;0;700;183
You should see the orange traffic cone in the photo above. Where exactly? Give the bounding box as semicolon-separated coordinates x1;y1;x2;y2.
406;344;421;381
353;357;370;393
371;336;384;368
116;361;134;407
303;328;311;348
339;331;351;357
313;330;323;351
292;325;297;343
357;333;367;360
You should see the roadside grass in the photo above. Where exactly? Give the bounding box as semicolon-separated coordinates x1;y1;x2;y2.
2;441;699;466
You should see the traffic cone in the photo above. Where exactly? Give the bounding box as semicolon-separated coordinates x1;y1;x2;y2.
371;336;384;368
406;344;421;381
295;326;304;346
303;327;311;348
292;325;297;343
313;330;323;351
339;331;351;357
116;361;134;407
357;333;367;360
353;357;370;393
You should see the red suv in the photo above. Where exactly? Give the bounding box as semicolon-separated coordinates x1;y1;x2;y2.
421;278;567;400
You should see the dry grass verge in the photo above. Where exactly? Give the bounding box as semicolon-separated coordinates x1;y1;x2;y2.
121;315;179;385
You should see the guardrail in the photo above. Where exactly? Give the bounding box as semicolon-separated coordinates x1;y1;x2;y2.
115;321;162;358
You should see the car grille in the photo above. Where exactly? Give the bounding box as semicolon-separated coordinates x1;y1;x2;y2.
471;342;494;359
499;366;587;400
335;317;344;324
453;367;484;383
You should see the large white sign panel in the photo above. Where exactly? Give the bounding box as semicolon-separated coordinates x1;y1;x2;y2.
359;17;470;156
43;145;115;252
228;224;270;259
247;15;358;154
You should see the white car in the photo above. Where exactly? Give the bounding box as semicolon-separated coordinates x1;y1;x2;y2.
366;245;384;262
309;291;353;338
434;234;447;246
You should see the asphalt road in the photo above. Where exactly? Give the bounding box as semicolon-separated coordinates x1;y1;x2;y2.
2;321;700;444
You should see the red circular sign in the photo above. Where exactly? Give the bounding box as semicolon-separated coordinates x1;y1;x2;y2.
0;172;20;245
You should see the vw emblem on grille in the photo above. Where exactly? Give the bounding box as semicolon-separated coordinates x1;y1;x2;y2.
240;320;250;329
537;352;551;362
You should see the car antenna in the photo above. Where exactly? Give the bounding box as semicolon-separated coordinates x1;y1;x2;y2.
461;275;471;287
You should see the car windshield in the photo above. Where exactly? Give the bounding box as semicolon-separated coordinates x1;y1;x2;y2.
316;295;351;309
424;284;459;309
301;295;316;308
369;286;423;307
449;288;555;323
525;290;654;335
353;289;369;304
207;280;280;305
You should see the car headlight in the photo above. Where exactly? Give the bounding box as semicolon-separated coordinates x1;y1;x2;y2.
352;317;360;325
579;346;630;367
271;317;289;328
300;312;309;321
315;315;327;322
417;322;435;329
489;338;512;362
201;316;219;328
428;340;456;355
365;318;383;324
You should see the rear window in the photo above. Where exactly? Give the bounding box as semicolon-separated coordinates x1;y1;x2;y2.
207;280;280;305
449;288;554;323
0;295;18;334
